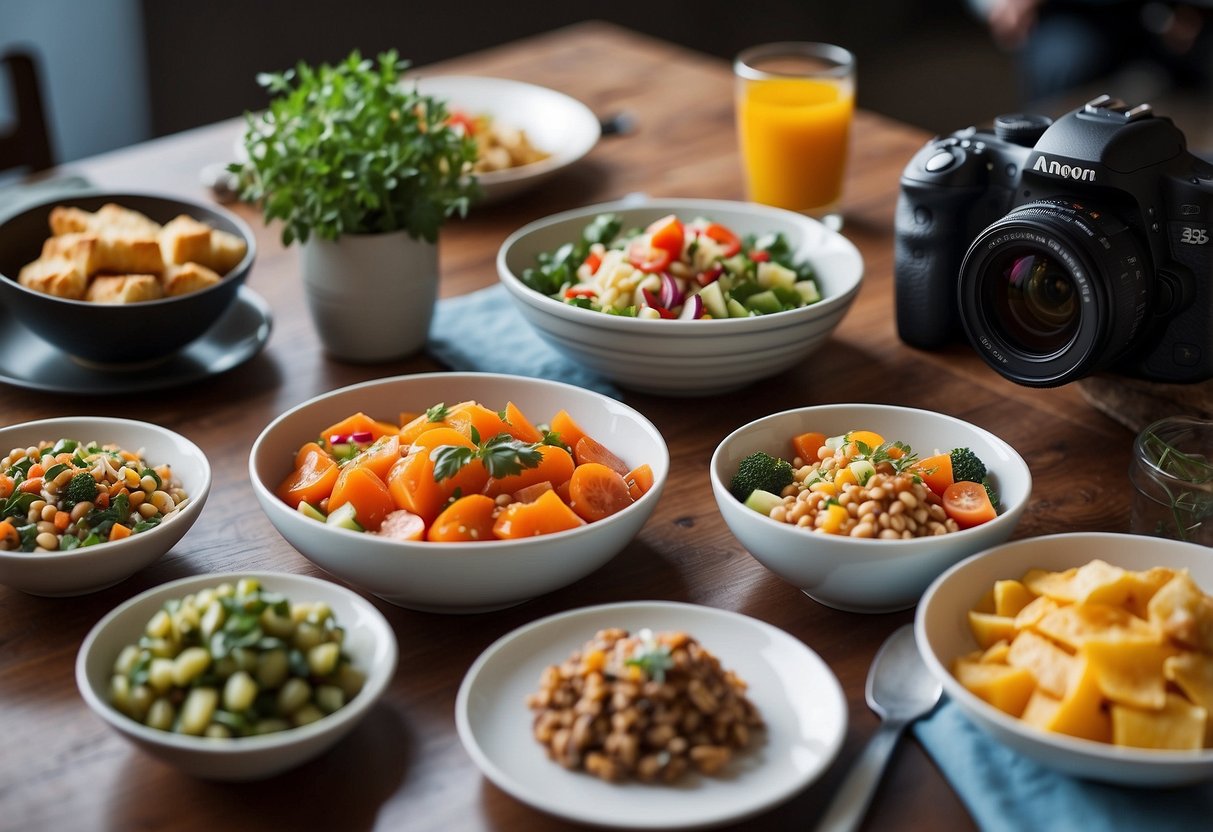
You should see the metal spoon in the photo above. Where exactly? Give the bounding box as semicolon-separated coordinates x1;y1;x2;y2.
815;624;943;832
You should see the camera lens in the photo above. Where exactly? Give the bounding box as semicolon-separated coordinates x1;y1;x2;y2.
958;200;1149;387
987;250;1079;354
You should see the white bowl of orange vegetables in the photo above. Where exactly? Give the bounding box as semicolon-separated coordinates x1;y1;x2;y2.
710;403;1031;613
249;373;668;613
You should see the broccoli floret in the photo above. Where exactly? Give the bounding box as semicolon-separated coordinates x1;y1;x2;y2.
950;448;988;484
63;472;99;507
982;476;1000;508
729;452;794;502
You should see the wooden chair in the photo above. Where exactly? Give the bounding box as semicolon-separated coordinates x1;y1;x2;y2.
0;50;53;173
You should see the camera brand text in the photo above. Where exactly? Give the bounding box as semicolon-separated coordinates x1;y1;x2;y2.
1032;155;1097;182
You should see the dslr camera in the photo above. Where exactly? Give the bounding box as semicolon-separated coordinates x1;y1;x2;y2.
894;95;1213;387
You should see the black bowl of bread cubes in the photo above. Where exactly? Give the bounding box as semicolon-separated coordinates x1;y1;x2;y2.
0;193;256;365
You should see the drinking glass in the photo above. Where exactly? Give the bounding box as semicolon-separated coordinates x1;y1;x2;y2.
1130;416;1213;545
734;42;856;220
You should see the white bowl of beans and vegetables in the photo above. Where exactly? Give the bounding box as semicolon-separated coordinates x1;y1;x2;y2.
710;403;1032;613
496;198;863;396
0;417;211;596
76;571;397;781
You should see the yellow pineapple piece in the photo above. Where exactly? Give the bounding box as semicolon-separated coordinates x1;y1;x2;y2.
1024;559;1130;605
1021;690;1062;732
1081;639;1176;710
1122;567;1178;619
1147;573;1213;653
953;658;1036;717
1014;595;1060;631
969;611;1018;650
1111;693;1207;750
1007;629;1076;698
1043;656;1112;743
995;579;1037;618
973;588;996;615
1164;652;1213;746
1035;603;1163;651
981;640;1011;664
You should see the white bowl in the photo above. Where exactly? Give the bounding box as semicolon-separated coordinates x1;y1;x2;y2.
916;532;1213;786
497;198;863;396
710;404;1032;613
0;417;211;596
249;372;669;613
414;75;601;203
76;571;397;781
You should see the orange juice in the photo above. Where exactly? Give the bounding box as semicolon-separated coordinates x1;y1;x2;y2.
736;76;854;213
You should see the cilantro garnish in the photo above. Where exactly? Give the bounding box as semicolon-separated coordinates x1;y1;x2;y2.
430;428;544;482
426;402;450;423
624;629;675;683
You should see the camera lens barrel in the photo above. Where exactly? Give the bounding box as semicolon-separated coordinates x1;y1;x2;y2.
958;199;1150;387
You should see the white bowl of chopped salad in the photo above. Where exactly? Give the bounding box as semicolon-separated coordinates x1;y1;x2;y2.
496;198;863;396
710;403;1031;613
0;417;211;596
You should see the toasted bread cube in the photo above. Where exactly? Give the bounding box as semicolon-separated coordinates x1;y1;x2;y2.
953;658;1036;717
1081;638;1176;710
162;262;221;297
1007;629;1077;698
85;274;164;304
206;229;247;274
17;258;87;299
64;234;164;277
1111;693;1206;750
159;214;213;266
49;203;161;237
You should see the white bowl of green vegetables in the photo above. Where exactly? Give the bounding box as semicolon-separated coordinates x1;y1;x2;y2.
76;571;397;781
0;416;211;596
497;198;863;396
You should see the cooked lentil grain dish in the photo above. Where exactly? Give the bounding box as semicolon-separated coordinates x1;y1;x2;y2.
0;439;188;552
109;578;365;737
526;628;763;783
730;429;1000;536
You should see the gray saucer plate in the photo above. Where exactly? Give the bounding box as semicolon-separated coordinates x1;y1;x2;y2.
0;285;272;394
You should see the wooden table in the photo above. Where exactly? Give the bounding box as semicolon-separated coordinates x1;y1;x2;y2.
0;21;1167;832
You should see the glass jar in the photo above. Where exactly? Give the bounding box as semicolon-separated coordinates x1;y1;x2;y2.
1130;416;1213;545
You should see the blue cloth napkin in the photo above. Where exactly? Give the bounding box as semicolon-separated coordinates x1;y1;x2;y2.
427;284;619;395
913;699;1213;831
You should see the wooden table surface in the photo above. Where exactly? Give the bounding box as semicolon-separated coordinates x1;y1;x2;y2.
0;20;1172;832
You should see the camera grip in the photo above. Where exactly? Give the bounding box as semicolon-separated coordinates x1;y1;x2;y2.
894;185;974;349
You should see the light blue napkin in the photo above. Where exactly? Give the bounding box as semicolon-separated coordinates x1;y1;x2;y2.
913;699;1213;831
427;284;619;395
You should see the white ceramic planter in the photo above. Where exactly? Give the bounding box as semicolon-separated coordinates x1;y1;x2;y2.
300;230;438;362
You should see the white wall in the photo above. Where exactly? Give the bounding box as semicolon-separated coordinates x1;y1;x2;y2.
0;0;151;163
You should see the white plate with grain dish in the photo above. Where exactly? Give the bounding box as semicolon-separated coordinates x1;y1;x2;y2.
455;601;847;829
412;75;601;203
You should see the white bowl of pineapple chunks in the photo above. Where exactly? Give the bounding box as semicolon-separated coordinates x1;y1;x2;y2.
916;532;1213;786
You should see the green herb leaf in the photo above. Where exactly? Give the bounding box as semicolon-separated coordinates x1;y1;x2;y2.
426;402;450;423
624;629;675;683
430;431;544;482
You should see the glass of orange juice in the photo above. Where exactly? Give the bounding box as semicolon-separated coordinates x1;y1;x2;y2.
734;43;856;219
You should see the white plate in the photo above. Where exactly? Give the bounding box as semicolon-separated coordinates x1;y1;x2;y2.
413;75;601;203
456;601;846;829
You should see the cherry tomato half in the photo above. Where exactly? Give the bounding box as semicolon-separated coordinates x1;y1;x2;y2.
628;239;672;273
446;110;477;136
645;214;685;259
942;481;997;529
583;251;603;274
702;223;741;257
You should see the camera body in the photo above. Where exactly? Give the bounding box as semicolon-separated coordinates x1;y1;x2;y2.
895;96;1213;387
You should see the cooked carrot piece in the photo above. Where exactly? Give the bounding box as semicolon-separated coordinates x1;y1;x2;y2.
0;519;18;547
504;402;543;443
511;481;554;504
388;428;487;522
19;477;44;494
375;509;426;541
913;453;954;497
549;409;587;452
319;412;397;443
277;444;340;509
574;436;629;475
492;490;585;539
109;523;132;542
428;494;498;542
568;462;634;522
791;432;827;464
0;475;13;499
445;403;515;443
623;464;654;501
482;444;576;497
328;466;395;531
398;400;475;445
348;434;402;481
53;511;71;532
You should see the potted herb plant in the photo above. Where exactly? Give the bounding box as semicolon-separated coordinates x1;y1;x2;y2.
232;50;478;362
